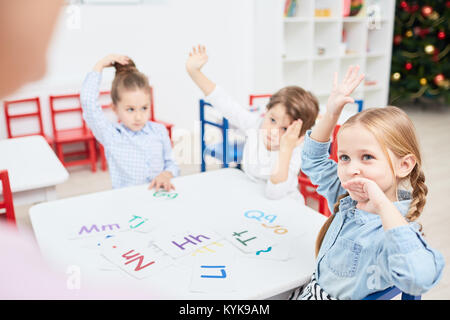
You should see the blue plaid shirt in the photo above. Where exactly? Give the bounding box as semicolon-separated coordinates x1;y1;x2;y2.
81;71;179;189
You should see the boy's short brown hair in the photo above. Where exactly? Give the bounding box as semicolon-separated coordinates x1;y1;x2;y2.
266;86;319;137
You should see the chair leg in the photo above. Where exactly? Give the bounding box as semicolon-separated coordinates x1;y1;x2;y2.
318;197;325;215
6;206;16;225
319;197;332;217
55;143;65;166
99;144;107;171
88;139;96;173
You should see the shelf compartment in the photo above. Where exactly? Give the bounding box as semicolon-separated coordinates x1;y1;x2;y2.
282;60;311;89
365;55;389;88
314;0;342;18
343;20;367;56
283;21;313;60
313;21;341;59
311;59;339;95
367;20;391;54
284;0;314;18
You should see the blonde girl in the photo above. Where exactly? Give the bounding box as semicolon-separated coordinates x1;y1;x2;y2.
290;66;444;300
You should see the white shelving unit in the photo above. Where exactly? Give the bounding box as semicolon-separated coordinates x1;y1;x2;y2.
252;0;396;110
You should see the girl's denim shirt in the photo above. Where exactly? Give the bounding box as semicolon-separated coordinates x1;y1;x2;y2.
301;130;445;300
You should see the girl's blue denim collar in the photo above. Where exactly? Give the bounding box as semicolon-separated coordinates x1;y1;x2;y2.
339;190;412;225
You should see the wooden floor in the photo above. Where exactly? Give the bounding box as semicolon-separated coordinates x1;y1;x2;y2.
13;106;450;300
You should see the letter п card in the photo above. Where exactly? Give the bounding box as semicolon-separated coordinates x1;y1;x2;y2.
189;254;237;293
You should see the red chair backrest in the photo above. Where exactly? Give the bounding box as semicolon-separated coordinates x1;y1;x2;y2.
249;94;271;114
330;125;341;162
49;93;87;135
3;97;45;139
249;94;272;106
0;170;16;225
99;90;112;110
149;86;156;121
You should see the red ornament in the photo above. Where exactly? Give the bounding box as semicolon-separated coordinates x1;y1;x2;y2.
438;31;446;40
410;4;419;12
447;1;450;9
400;1;409;10
405;62;413;71
421;5;433;17
434;74;445;85
414;27;430;38
394;35;402;45
432;47;440;63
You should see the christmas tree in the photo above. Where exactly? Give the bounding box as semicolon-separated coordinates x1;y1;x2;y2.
389;0;449;105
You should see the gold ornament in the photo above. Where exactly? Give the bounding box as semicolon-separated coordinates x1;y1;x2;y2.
419;78;427;86
405;30;413;38
437;79;449;90
429;11;439;20
424;44;435;54
391;72;401;81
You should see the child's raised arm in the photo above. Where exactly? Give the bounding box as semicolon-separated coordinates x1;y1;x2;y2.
93;54;130;73
81;54;130;147
186;45;216;96
310;65;364;143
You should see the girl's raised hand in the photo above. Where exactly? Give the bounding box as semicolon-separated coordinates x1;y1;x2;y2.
326;65;364;116
93;54;130;72
186;45;208;73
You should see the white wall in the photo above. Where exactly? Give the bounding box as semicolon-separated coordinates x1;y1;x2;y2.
0;0;256;141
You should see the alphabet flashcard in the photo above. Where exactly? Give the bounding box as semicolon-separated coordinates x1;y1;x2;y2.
189;255;237;293
153;230;222;258
101;242;172;280
224;225;273;254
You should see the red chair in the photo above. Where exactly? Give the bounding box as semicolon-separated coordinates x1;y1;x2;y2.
149;86;174;140
49;93;97;172
0;170;16;226
298;171;331;216
3;97;53;146
329;125;341;163
249;94;272;115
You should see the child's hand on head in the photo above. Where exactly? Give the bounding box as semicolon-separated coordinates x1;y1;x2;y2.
186;45;208;73
342;177;390;214
148;171;175;192
280;119;304;152
94;54;130;72
327;65;364;116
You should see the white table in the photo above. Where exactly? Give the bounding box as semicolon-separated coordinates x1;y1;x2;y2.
0;136;69;206
29;168;326;299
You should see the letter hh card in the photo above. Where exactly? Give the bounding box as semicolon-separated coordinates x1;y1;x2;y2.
153;229;222;258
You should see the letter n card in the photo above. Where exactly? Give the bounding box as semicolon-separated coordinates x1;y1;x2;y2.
101;243;172;280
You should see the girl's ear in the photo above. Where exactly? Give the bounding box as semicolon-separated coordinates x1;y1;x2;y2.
396;154;417;179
